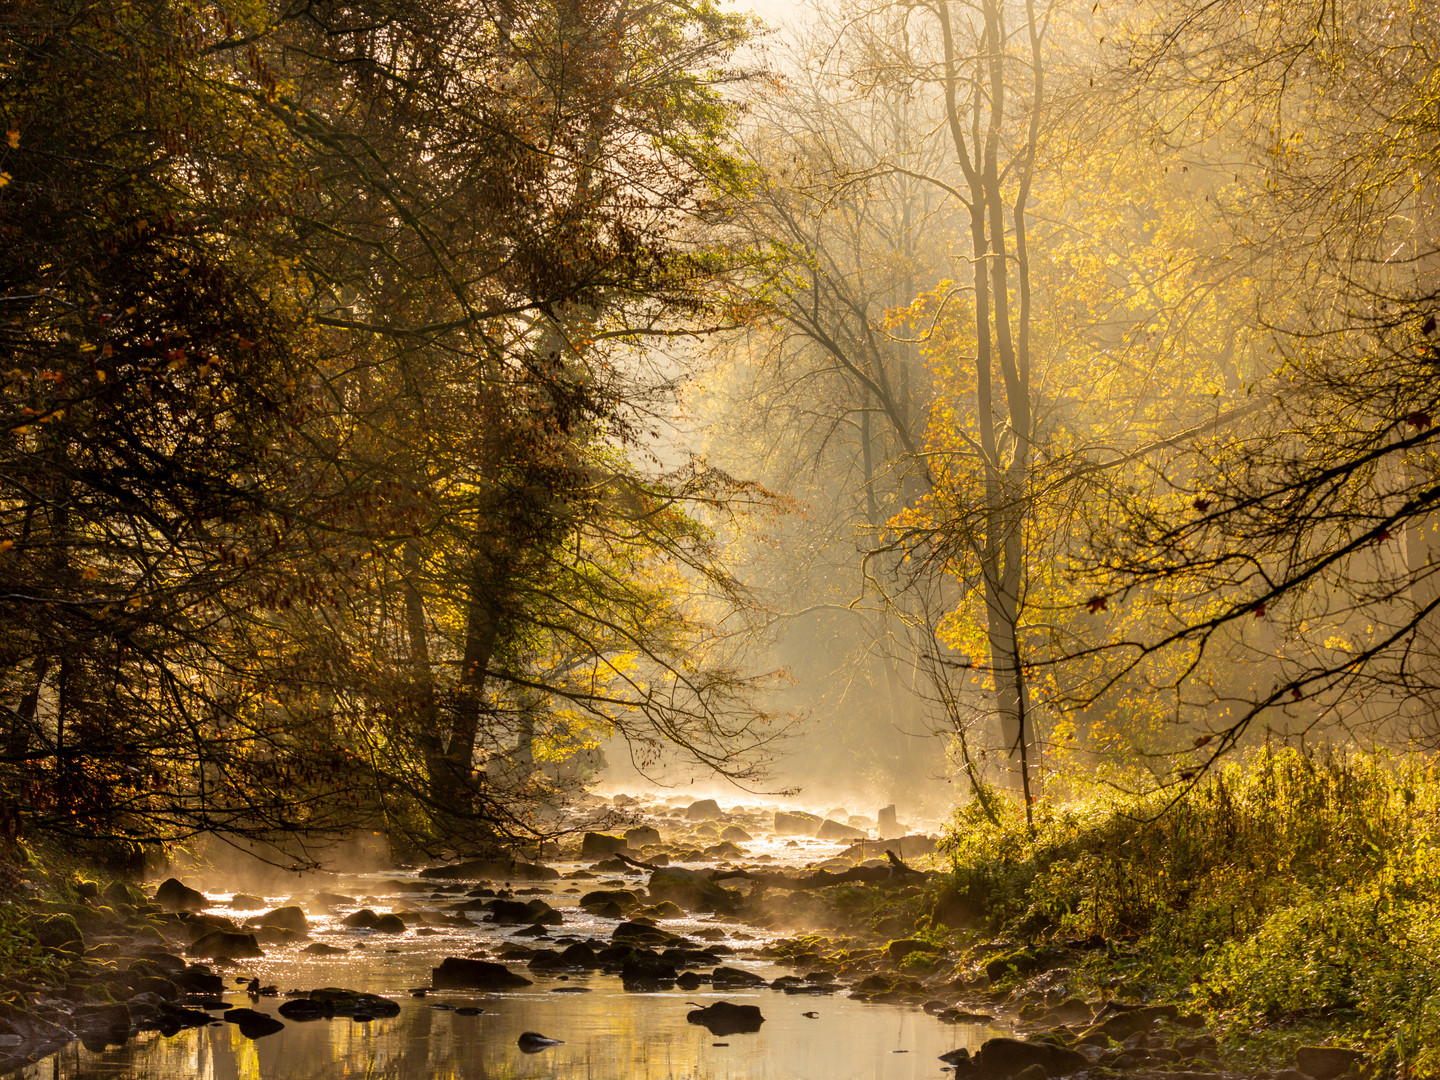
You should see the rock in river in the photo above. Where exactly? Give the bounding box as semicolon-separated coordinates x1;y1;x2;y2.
968;1037;1089;1077
256;905;309;934
686;1001;764;1035
774;810;820;836
189;930;262;960
580;832;629;859
648;867;739;912
431;957;533;990
223;1008;284;1039
517;1031;564;1053
153;877;209;912
418;857;560;881
685;799;722;821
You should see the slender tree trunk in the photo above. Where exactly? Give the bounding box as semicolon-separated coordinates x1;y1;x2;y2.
938;0;1042;813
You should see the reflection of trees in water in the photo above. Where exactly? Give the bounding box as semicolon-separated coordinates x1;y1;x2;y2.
31;972;980;1080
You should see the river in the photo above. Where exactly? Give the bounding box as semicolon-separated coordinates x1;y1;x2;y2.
17;810;1003;1079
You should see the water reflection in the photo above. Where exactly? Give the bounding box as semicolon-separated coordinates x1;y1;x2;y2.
19;851;996;1080
22;989;997;1080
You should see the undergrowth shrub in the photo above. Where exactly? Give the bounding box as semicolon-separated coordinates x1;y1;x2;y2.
936;747;1440;1073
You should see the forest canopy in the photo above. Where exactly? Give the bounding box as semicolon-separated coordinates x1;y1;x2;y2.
697;0;1440;809
0;0;780;860
1;0;1437;855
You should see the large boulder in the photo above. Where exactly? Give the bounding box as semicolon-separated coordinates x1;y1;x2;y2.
580;832;629;860
431;958;533;990
648;867;739;912
154;878;208;912
104;881;148;907
685;799;722;821
774;810;821;836
189;930;262;960
624;825;662;847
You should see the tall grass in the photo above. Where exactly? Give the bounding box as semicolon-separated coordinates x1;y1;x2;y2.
937;748;1440;1073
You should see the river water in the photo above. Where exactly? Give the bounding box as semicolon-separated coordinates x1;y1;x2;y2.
19;827;1002;1079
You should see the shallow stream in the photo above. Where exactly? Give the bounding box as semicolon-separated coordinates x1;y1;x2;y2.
19;822;1004;1079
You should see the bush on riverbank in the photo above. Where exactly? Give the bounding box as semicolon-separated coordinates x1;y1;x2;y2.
935;748;1440;1075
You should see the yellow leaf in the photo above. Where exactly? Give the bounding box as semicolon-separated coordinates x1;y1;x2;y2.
81;566;99;581
5;130;17;149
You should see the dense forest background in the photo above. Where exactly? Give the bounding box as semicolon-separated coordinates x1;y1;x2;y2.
1;0;1437;856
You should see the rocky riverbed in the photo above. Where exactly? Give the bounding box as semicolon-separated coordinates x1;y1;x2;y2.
2;793;1364;1080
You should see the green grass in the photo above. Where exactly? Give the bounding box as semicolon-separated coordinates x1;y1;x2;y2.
933;748;1440;1075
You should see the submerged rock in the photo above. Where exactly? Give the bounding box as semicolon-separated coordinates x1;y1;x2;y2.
301;942;349;956
431;958;533;990
710;965;767;988
620;954;678;987
418;858;560;881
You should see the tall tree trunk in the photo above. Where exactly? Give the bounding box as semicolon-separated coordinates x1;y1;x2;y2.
938;0;1042;814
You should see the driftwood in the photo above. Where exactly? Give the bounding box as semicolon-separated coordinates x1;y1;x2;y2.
615;849;926;890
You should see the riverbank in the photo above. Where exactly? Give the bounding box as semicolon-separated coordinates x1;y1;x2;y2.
912;748;1430;1078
